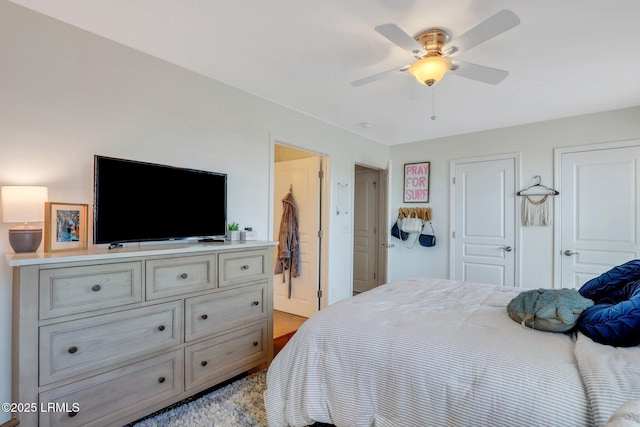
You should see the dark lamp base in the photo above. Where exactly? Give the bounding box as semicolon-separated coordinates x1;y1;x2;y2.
8;228;43;253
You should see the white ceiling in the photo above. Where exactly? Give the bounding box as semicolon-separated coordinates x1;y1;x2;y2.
10;0;640;145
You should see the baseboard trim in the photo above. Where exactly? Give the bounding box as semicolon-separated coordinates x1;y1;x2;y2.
0;417;19;427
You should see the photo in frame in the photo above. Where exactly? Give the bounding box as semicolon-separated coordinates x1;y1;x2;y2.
44;202;88;252
403;161;430;203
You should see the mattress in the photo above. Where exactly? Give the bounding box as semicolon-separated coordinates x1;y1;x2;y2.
265;278;596;427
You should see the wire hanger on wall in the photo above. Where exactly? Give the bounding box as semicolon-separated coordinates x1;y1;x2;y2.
517;175;559;196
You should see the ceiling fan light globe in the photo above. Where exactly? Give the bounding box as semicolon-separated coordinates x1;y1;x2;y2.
409;55;452;86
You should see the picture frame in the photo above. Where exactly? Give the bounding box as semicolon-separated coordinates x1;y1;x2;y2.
403;161;430;203
44;202;89;252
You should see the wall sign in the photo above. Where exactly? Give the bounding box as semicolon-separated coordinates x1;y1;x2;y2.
403;161;430;203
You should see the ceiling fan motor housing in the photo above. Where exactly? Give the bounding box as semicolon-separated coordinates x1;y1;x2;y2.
413;28;451;53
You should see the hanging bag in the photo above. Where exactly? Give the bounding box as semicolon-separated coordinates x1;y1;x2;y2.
399;210;424;234
419;221;436;247
391;221;409;241
398;209;424;249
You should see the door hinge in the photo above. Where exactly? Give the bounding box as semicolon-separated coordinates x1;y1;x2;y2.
373;272;376;280
318;170;324;179
318;230;323;238
452;231;456;238
452;177;456;184
373;181;377;189
317;289;323;298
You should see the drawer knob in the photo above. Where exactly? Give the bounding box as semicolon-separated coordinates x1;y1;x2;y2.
91;284;101;292
253;341;259;346
201;360;208;367
158;376;166;384
252;301;259;306
68;411;78;418
158;325;166;332
68;346;78;354
201;314;208;320
241;265;250;271
180;273;189;279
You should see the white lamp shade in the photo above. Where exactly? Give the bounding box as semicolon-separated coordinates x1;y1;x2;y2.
1;186;49;223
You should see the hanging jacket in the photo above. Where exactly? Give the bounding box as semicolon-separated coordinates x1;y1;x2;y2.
274;191;300;298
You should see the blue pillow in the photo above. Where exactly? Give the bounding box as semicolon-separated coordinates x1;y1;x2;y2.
578;260;640;347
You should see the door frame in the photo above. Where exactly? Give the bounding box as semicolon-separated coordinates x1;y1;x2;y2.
449;152;521;284
553;139;640;288
270;138;330;310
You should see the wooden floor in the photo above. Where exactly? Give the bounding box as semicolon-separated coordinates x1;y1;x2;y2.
274;310;307;338
273;310;307;357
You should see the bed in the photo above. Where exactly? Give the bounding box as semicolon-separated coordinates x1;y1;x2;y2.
264;278;640;427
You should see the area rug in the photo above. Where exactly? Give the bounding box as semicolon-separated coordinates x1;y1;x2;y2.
132;371;267;427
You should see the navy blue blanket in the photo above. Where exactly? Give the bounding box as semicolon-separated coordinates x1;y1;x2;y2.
578;260;640;347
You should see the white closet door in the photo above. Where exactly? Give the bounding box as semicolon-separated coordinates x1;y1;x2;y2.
558;144;640;288
451;155;517;286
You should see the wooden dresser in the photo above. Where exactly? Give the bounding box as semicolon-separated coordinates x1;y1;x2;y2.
6;241;275;427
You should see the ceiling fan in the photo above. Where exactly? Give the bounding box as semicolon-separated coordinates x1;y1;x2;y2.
351;9;520;88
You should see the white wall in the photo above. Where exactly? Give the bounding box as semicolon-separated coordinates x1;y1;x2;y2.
388;106;640;287
0;3;389;421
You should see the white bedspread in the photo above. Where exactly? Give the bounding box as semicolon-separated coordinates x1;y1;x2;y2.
575;332;640;426
265;278;592;427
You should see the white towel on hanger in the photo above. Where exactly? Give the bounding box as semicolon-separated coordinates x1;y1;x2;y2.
523;195;551;226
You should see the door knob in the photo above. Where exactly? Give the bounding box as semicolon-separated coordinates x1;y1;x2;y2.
500;245;513;252
564;250;579;256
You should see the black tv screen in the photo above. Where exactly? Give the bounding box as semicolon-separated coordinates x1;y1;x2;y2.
94;155;227;245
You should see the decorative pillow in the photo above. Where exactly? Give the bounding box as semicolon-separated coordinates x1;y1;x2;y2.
579;259;640;301
507;288;594;332
578;273;640;347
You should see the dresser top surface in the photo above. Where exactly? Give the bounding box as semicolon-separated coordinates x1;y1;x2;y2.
5;240;277;266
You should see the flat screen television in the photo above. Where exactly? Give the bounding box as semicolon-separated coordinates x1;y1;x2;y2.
93;155;227;246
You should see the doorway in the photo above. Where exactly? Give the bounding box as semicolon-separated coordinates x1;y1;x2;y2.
450;154;519;286
272;144;327;320
353;164;388;294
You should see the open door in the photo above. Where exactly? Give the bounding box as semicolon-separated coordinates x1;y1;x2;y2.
353;164;389;294
273;157;321;317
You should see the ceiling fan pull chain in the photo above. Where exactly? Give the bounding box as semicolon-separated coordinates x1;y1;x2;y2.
430;86;437;120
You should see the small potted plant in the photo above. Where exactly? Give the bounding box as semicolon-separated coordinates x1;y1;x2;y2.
226;222;240;241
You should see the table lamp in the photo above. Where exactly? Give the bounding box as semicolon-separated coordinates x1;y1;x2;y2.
1;185;49;253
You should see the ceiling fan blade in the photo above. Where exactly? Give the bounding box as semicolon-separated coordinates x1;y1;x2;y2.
446;9;520;56
375;23;425;58
350;65;411;87
449;60;509;85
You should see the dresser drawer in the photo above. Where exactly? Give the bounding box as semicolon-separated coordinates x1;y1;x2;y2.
146;255;216;299
218;250;268;287
39;262;143;319
185;323;267;390
39;350;183;427
40;301;182;386
185;282;267;342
